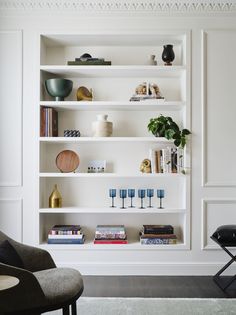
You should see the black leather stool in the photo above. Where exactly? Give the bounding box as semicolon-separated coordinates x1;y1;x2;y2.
211;225;236;291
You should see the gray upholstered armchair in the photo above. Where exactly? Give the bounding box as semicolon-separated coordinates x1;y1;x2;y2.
0;231;84;315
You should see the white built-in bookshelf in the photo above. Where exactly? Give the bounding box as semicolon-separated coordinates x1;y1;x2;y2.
39;32;190;250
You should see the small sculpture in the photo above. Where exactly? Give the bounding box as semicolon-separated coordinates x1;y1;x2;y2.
140;159;151;173
77;86;93;101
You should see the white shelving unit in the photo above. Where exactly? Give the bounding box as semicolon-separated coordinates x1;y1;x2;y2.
38;32;190;252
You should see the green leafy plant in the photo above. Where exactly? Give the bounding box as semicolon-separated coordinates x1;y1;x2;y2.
147;115;191;148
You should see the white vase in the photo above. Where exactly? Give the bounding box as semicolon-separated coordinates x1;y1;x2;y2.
92;114;113;137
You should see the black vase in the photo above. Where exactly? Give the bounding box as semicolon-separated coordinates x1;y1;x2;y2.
162;45;175;66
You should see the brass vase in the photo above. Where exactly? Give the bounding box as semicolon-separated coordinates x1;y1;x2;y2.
49;184;62;208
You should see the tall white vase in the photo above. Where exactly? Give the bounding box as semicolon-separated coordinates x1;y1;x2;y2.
92;114;113;137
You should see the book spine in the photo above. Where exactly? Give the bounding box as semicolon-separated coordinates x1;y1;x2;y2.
48;238;85;244
140;238;177;245
67;61;111;65
177;148;184;174
95;234;127;239
52;109;58;137
94;240;128;244
171;148;178;173
143;229;174;234
40;107;46;137
48;234;84;239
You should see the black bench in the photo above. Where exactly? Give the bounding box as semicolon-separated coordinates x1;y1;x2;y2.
211;225;236;291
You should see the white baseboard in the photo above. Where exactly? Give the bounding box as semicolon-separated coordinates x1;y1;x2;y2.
57;261;236;276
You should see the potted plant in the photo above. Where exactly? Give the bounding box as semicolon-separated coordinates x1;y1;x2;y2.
147;115;191;148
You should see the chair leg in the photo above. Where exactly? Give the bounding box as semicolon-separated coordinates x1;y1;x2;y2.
71;301;77;315
63;305;70;315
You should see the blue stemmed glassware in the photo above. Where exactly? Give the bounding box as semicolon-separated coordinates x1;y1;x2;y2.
128;189;135;208
119;189;127;209
138;189;146;209
157;189;165;209
109;189;116;208
147;189;154;208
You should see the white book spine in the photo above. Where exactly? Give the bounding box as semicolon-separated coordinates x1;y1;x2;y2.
149;148;156;173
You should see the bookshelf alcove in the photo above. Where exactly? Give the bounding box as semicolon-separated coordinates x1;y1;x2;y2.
38;31;191;251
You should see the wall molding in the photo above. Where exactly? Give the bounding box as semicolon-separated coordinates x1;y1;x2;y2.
0;1;235;13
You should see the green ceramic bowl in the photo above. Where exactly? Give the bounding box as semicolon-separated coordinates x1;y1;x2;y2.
45;78;73;101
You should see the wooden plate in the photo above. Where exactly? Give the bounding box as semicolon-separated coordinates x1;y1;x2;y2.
56;150;80;173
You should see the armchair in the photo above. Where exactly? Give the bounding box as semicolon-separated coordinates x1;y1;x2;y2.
0;231;84;315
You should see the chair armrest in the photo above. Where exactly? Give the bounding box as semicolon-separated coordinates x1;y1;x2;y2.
10;240;56;272
0;263;46;313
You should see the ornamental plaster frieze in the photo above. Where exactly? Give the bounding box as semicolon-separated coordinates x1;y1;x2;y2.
0;0;235;13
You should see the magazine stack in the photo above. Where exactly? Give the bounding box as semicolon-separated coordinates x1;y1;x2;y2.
94;225;128;244
140;225;177;245
47;225;85;244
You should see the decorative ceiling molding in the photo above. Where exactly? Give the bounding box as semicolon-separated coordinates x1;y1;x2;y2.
0;1;235;13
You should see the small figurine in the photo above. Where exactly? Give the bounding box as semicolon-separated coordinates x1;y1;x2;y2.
140;159;151;173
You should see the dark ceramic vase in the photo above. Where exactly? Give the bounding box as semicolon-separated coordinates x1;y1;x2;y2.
162;45;175;66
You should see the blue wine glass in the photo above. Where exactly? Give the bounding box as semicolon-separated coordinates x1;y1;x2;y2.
128;189;135;208
157;189;165;209
147;189;154;208
138;189;146;209
109;189;116;208
119;189;127;209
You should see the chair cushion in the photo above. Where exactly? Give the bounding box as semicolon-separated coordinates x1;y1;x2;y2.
34;267;83;305
0;240;24;268
212;225;236;246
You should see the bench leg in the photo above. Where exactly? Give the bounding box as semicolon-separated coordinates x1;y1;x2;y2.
63;305;70;315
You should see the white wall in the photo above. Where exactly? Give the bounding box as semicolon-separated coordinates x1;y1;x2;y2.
0;1;236;275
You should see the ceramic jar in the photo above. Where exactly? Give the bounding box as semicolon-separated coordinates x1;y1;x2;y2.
92;114;113;137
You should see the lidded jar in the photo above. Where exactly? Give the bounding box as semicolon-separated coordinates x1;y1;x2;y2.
92;114;113;137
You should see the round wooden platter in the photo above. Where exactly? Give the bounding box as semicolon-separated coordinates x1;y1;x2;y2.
56;150;80;173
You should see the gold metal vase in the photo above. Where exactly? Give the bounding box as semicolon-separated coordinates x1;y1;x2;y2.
49;184;62;208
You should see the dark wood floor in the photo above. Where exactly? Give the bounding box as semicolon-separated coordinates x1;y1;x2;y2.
83;276;236;298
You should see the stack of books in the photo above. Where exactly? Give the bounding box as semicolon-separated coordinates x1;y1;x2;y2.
140;225;177;245
40;107;58;137
94;225;128;244
47;225;85;244
149;147;184;174
67;58;111;66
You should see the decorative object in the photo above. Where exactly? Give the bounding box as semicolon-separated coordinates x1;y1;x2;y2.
148;55;157;65
45;78;73;101
119;189;127;209
157;189;165;209
109;189;116;208
92;114;113;137
147;189;154;208
138;189;146;209
64;130;80;137
49;184;62;208
128;189;135;208
130;82;164;101
68;53;111;65
140;159;151;173
147;115;191;148
88;160;106;173
162;44;175;66
56;150;80;173
76;86;93;101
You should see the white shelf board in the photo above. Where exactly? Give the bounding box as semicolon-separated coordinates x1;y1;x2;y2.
39;101;185;111
39;207;187;214
39;240;186;251
39;137;172;143
39;172;183;178
40;65;186;78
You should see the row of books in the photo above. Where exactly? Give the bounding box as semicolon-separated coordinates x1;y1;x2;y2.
48;225;85;244
40;106;58;137
140;225;177;245
94;225;128;244
149;147;184;174
47;225;177;245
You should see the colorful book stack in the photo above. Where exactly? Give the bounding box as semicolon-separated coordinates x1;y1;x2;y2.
47;225;85;244
140;225;177;245
94;225;128;244
149;147;184;174
40;106;58;137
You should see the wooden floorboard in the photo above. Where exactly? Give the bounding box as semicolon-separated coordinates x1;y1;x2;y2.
82;276;236;298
